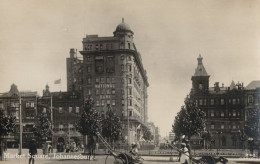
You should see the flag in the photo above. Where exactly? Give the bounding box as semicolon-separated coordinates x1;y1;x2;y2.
54;79;61;84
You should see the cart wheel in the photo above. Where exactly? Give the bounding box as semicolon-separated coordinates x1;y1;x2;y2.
200;156;215;164
199;159;208;164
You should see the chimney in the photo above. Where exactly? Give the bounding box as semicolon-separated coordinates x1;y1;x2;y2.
70;48;76;58
214;82;220;92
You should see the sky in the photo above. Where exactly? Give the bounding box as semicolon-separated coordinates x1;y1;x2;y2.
0;0;260;137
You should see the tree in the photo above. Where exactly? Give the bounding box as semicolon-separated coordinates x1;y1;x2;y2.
244;108;259;154
0;109;16;160
101;105;122;148
172;95;206;140
33;113;52;144
142;125;153;141
75;98;101;153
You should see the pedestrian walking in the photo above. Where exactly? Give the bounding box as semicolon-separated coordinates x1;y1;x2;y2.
28;139;37;164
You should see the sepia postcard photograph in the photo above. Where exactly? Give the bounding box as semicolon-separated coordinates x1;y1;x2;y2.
0;0;260;164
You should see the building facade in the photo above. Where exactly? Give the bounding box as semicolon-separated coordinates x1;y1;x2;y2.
67;19;149;144
0;84;38;148
190;55;246;149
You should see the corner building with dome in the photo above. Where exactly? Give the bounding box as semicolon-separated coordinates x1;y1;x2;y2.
67;19;149;145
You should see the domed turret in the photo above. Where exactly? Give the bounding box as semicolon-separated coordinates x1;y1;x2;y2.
114;18;134;36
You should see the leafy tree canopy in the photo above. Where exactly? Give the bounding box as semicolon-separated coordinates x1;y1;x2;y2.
172;94;206;140
0;110;16;140
33;113;52;142
101;106;122;142
75;98;101;136
245;108;259;139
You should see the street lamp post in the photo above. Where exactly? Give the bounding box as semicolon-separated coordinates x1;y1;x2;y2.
19;96;22;155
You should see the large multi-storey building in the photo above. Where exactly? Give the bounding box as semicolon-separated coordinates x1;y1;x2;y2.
67;19;149;144
190;55;246;149
0;84;38;148
37;85;84;148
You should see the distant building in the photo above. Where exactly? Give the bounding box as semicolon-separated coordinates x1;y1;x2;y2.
190;55;246;149
0;84;38;148
37;85;84;148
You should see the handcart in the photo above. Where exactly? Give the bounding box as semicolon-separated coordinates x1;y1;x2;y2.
169;143;228;164
96;132;143;164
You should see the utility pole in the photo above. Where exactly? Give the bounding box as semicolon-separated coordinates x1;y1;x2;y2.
50;96;53;153
19;96;22;155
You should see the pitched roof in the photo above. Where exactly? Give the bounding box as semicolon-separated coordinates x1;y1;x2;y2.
194;55;209;76
246;81;260;90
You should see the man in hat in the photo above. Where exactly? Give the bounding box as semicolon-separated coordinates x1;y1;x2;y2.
28;139;37;164
180;143;190;164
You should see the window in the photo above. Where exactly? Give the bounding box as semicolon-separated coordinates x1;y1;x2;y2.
87;66;91;73
128;99;132;106
76;107;79;113
203;99;207;106
87;78;91;84
232;122;236;129
26;102;30;108
96;78;99;83
232;110;236;117
69;107;72;113
88;89;91;95
210;123;215;129
111;78;115;83
128;43;131;49
69;124;74;131
199;99;203;106
128;78;132;84
101;100;105;106
100;44;103;50
128;65;132;72
107;100;111;105
210;110;214;117
86;56;91;61
128;88;132;95
95;44;98;50
96;100;100;106
129;110;133;116
199;83;203;90
106;77;110;84
59;107;63;113
112;100;116;106
96;89;100;95
121;55;124;60
101;77;105;83
245;111;249;121
237;98;240;104
111;89;115;94
221;111;224;117
107;89;111;95
221;99;225;105
122;100;125;106
248;95;253;104
59;124;64;131
232;98;236;105
43;108;46;113
221;124;225;129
